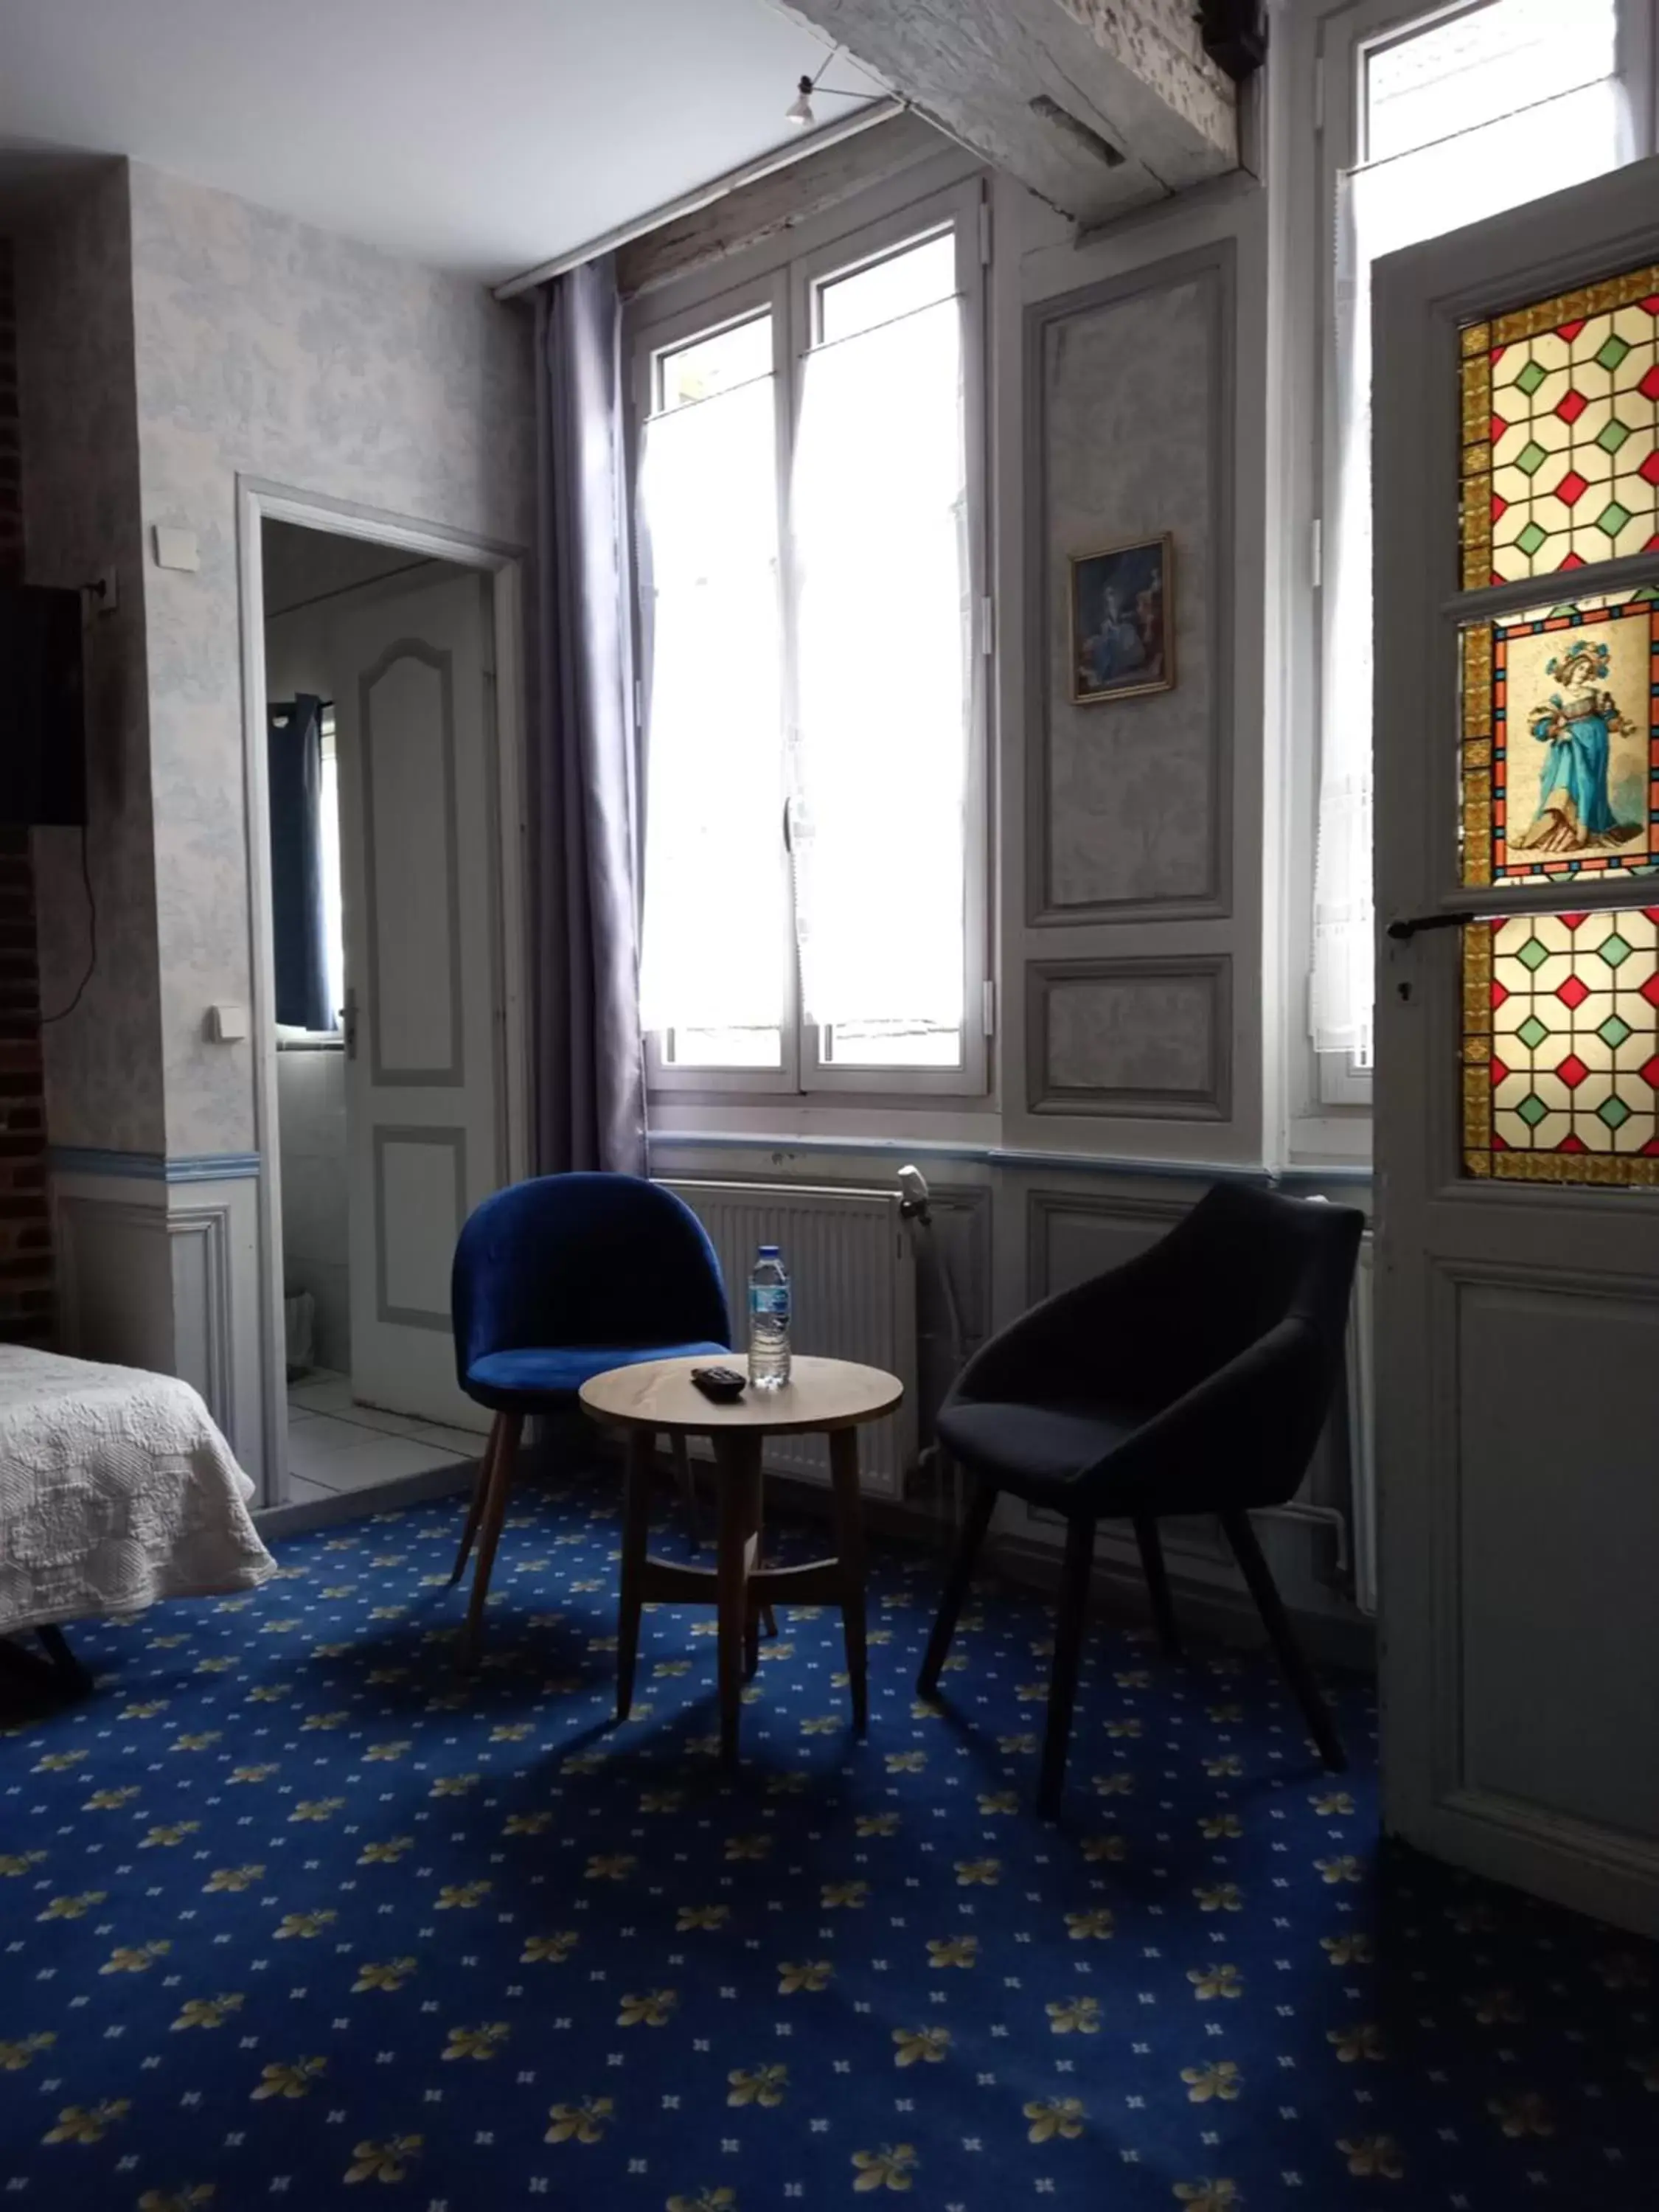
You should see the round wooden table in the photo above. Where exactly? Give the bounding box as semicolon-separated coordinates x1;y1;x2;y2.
578;1354;903;1770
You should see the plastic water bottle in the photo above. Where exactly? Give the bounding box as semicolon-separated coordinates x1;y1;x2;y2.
748;1245;791;1390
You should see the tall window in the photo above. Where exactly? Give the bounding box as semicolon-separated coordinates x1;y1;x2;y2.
1311;0;1642;1077
634;187;986;1095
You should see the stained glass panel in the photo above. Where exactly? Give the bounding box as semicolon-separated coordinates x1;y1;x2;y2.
1458;587;1659;886
1459;263;1659;585
1462;908;1659;1183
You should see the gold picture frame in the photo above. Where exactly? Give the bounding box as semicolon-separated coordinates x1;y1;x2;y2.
1068;532;1175;705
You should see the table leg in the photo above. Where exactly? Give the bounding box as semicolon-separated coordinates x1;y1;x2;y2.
669;1430;699;1547
743;1450;765;1680
616;1430;654;1723
714;1430;759;1770
827;1427;869;1735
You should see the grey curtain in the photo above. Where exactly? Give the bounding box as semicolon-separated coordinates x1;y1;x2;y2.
532;256;646;1175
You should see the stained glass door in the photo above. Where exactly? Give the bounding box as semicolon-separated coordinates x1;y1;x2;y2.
1372;156;1659;1937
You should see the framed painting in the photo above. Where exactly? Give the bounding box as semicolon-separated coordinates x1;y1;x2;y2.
1068;532;1173;704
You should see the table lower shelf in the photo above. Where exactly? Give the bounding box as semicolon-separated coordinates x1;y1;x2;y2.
635;1552;849;1609
616;1422;871;1769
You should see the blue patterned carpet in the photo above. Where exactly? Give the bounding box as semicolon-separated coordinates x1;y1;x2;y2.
1;1471;1655;2212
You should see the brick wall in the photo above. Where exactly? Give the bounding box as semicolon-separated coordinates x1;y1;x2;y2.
0;235;55;1348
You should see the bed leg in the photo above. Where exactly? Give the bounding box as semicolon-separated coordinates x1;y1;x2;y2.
0;1625;93;1704
36;1626;93;1694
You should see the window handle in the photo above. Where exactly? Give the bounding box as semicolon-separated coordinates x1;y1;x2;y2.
1385;909;1478;942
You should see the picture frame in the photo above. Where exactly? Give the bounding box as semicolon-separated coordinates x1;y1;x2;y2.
1068;532;1174;705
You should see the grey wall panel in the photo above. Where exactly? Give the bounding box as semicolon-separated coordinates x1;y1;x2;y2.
1026;241;1234;923
1028;956;1231;1119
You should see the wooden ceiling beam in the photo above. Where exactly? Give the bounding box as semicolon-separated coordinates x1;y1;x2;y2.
768;0;1239;224
617;110;950;301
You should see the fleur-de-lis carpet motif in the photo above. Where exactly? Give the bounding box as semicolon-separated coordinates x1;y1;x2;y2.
1;1473;1656;2207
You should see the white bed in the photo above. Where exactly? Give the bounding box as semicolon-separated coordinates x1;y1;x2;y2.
0;1346;275;1638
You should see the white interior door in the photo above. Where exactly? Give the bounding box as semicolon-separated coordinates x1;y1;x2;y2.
1374;157;1659;1935
331;567;501;1430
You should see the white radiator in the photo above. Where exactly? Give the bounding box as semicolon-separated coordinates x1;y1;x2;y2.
660;1179;919;1498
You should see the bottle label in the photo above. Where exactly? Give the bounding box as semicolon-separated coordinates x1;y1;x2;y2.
749;1285;790;1324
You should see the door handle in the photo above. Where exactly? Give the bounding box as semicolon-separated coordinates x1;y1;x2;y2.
1385;909;1478;942
343;986;358;1060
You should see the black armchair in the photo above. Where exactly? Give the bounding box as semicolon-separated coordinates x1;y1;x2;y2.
918;1183;1363;1814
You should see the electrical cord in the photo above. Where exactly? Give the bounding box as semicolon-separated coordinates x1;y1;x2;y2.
41;824;97;1024
898;1163;972;1526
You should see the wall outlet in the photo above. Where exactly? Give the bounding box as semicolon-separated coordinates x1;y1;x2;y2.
153;525;201;573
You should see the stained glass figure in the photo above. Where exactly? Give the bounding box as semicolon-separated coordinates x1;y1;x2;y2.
1460;263;1659;585
1462;908;1659;1182
1459;588;1659;886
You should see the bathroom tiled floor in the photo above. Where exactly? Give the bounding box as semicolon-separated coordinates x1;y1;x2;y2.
285;1368;486;1501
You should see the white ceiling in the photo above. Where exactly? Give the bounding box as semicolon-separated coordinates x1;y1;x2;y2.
0;0;877;282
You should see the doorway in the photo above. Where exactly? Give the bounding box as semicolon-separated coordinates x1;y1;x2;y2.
243;490;529;1510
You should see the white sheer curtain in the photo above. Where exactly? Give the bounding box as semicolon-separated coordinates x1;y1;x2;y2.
789;293;970;1034
637;372;787;1032
1310;15;1625;1064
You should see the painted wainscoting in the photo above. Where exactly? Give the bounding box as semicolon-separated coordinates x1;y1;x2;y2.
51;1149;265;1486
647;1134;1374;1666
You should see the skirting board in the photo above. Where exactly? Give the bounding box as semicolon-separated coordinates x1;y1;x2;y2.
256;1458;474;1540
754;1472;1377;1676
254;1457;1376;1676
992;1531;1377;1675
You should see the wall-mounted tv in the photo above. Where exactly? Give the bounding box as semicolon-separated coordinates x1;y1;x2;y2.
0;585;86;827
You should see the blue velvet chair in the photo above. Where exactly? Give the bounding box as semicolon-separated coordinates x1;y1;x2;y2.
917;1185;1363;1814
448;1172;731;1664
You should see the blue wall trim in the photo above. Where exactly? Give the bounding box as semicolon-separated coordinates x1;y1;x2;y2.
54;1132;1371;1191
51;1147;262;1184
167;1153;263;1184
644;1129;1373;1188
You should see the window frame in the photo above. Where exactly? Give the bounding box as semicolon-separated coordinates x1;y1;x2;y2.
1298;0;1659;1116
627;173;992;1106
632;265;799;1098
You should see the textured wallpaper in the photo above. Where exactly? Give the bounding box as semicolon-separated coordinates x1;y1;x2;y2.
126;161;535;1157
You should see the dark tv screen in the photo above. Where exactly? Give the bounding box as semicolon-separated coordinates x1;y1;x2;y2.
0;585;86;826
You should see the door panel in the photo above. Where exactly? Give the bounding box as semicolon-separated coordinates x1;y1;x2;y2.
1454;1268;1659;1840
332;570;499;1429
1374;157;1659;1934
375;1126;469;1332
361;648;463;1082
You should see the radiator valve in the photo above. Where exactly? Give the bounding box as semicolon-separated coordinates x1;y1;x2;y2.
896;1163;931;1222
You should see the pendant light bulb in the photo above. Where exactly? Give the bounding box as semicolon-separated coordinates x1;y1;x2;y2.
785;75;815;126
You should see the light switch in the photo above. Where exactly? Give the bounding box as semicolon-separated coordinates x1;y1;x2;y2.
153;526;200;572
209;1004;248;1043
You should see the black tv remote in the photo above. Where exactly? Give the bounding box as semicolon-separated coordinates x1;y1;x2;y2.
691;1365;747;1402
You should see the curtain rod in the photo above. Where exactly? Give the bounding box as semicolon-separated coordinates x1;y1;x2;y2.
493;97;903;302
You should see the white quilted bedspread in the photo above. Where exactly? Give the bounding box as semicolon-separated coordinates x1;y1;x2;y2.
0;1347;275;1636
